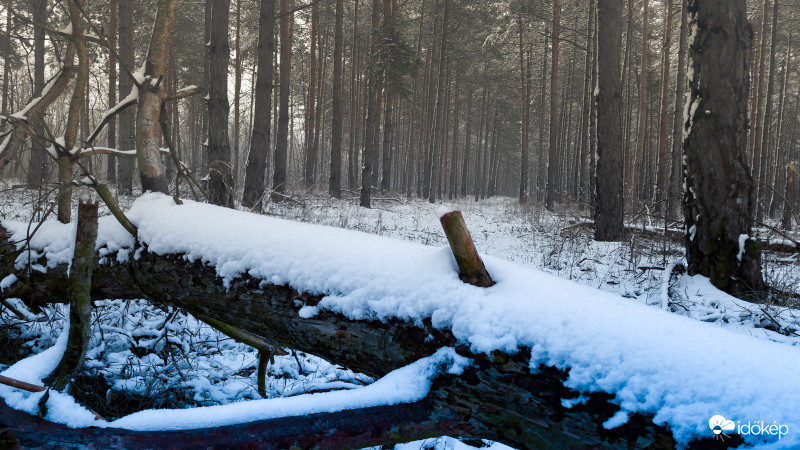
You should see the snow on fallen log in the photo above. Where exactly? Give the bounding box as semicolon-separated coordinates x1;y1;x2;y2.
2;193;800;448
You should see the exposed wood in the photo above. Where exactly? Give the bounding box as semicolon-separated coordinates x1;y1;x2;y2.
439;211;494;287
0;375;45;393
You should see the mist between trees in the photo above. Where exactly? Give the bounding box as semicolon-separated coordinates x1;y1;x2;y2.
1;0;799;298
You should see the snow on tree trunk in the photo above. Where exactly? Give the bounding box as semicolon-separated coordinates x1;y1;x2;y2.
683;0;763;296
135;0;177;195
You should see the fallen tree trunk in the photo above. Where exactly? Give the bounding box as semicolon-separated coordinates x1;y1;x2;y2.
0;226;738;449
0;397;456;449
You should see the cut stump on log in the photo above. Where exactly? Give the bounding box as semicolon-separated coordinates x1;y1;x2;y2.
439;211;494;287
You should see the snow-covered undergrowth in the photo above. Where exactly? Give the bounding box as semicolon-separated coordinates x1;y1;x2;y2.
1;188;799;449
0;300;372;419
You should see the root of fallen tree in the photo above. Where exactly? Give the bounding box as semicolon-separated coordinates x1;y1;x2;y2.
0;225;740;449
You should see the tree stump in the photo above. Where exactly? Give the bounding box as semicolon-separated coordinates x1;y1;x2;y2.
439;211;494;288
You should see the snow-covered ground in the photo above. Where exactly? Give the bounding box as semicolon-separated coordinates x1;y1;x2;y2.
0;186;799;449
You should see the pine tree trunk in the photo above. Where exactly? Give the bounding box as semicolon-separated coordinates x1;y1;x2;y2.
106;0;118;183
588;15;598;208
633;0;649;206
538;28;548;202
360;0;382;207
750;0;771;217
595;0;625;242
242;0;275;209
428;0;447;204
756;0;779;220
328;0;344;198
782;162;798;230
667;0;688;218
27;0;49;186
683;0;763;297
577;2;594;204
460;91;472;197
303;1;319;188
545;0;560;210
654;0;673;213
518;16;528;204
206;0;234;206
770;36;792;219
117;0;136;195
449;75;459;200
232;0;243;191
1;12;9;117
348;0;360;191
273;0;293;200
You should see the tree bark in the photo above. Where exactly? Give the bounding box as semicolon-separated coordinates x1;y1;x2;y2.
756;0;779;220
595;0;624;242
117;0;136;195
360;0;382;208
632;0;649;206
272;0;293;201
428;0;448;204
106;0;118;184
329;0;344;198
654;0;673;212
667;0;688;218
27;0;49;186
232;0;243;191
45;200;98;391
1;12;10;118
545;0;561;210
207;0;234;206
135;0;176;196
683;0;763;297
782;162;798;230
58;0;90;224
380;0;394;193
769;35;792;218
750;0;771;217
303;1;319;188
242;0;275;210
518;15;528;204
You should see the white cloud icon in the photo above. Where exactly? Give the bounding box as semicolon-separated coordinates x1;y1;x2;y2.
709;415;736;435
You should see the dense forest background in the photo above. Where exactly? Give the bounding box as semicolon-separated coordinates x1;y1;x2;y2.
1;0;796;223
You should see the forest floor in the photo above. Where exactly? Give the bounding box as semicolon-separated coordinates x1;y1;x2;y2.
0;185;799;449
